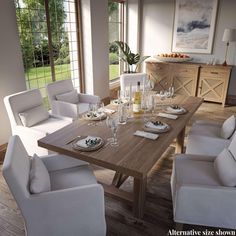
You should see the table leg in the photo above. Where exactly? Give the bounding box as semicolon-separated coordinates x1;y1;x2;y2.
133;177;147;218
112;171;129;188
176;127;186;154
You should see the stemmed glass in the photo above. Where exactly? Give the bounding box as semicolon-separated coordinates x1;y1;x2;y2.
97;101;105;124
106;116;119;147
88;103;98;126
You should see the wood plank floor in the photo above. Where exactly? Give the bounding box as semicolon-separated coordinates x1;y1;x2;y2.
0;102;236;236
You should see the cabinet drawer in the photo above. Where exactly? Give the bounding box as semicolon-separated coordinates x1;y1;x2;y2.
200;68;229;79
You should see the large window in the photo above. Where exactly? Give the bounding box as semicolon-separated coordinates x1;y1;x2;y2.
108;0;125;82
15;0;82;106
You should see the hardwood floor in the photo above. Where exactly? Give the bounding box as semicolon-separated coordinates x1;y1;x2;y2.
0;102;235;236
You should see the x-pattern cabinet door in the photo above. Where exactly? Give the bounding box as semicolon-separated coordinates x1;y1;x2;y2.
171;64;199;96
197;66;232;106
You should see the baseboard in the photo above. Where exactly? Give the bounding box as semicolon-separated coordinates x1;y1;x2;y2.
226;95;236;106
0;143;7;164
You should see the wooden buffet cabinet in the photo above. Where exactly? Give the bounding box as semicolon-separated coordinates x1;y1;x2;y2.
146;61;232;106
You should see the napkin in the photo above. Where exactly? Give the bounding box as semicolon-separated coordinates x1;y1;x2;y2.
157;112;178;120
134;131;159;140
145;121;168;130
75;136;101;148
101;108;116;114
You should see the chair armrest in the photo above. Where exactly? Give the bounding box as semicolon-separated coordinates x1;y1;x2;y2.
176;154;216;162
194;120;222;127
186;135;231;156
78;93;100;104
175;184;236;225
27;184;106;235
13;125;46;139
49;113;73;122
40;154;88;172
51;100;79;120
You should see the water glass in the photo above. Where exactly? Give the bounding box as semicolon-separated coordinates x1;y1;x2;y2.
97;102;105;124
118;104;128;124
106;116;119;147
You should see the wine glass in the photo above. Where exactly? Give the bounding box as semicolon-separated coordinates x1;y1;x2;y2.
87;103;98;126
97;101;105;124
106;116;119;147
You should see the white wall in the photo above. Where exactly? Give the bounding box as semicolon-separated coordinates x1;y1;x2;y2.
0;0;26;145
81;0;110;99
141;0;236;95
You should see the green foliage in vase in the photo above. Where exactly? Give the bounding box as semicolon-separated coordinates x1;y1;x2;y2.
114;41;150;73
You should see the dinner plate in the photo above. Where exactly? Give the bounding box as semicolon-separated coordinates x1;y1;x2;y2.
83;112;107;121
72;136;104;152
143;121;170;134
165;105;187;115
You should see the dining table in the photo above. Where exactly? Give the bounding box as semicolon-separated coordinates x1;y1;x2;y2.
38;95;203;219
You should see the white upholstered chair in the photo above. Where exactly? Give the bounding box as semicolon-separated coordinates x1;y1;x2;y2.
171;133;236;229
2;135;106;236
186;116;236;156
46;80;100;119
4;89;72;156
120;73;148;94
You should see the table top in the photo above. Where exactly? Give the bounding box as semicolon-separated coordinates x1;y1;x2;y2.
38;95;203;179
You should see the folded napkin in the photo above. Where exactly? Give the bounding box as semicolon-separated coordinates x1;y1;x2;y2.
166;106;185;114
101;108;116;114
157;113;178;120
145;121;168;130
134;131;159;140
76;136;101;148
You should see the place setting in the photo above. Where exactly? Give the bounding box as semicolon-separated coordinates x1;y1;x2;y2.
143;120;170;134
164;104;187;115
72;135;105;152
82;102;107;125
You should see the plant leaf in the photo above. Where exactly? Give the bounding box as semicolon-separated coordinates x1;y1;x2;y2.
135;56;150;72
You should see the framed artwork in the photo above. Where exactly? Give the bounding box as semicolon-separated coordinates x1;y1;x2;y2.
172;0;218;53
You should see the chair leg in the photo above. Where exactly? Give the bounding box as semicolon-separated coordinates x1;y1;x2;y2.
175;223;183;230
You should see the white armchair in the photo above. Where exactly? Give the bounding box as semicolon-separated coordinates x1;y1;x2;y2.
4;89;72;156
120;73;148;94
171;151;236;229
186;118;235;156
2;136;106;236
46;80;100;119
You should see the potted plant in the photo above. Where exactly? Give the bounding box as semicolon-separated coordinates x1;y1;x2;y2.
114;41;150;73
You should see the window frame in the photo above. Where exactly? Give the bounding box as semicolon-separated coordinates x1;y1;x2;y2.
15;0;84;96
109;0;126;84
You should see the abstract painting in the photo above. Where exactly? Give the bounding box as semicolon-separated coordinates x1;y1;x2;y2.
172;0;218;53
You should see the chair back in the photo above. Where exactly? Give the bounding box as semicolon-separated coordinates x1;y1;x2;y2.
2;136;31;207
46;80;74;107
4;89;43;127
120;73;148;93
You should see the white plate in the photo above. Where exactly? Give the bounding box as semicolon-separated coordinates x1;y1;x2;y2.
83;112;107;121
165;106;187;115
154;56;192;63
143;121;170;134
72;136;104;152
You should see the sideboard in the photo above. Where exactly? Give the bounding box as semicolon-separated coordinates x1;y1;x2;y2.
146;61;232;106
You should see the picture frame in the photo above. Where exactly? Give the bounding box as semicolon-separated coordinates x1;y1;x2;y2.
172;0;218;54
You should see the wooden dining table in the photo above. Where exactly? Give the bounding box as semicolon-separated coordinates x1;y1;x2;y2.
38;95;203;218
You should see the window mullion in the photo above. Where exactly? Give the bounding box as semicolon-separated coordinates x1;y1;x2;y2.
44;0;56;82
75;0;85;93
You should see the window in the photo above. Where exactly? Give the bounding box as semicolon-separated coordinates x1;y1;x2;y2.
108;0;125;82
15;0;82;106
